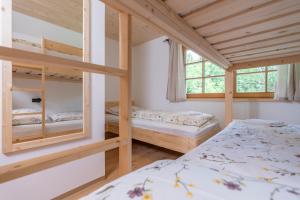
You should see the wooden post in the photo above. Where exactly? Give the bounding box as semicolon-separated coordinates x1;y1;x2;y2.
225;68;233;126
1;0;13;153
83;0;91;137
118;12;132;175
41;38;46;138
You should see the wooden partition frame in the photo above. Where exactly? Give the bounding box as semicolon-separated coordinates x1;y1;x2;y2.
1;4;91;153
0;0;132;182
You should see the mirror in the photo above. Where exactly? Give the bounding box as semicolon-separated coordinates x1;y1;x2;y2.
2;0;89;153
12;64;84;143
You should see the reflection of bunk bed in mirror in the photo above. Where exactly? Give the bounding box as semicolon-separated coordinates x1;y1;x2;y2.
11;33;84;143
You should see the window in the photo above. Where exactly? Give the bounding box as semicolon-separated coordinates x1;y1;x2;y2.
185;50;225;98
234;66;278;98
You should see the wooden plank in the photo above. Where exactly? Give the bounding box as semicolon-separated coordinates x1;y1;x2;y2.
234;92;274;98
11;87;42;93
187;93;225;99
1;0;13;153
224;69;233;126
214;23;300;49
83;0;91;138
228;46;300;62
12;72;82;83
44;38;82;57
206;11;300;44
198;0;300;36
231;53;300;69
184;0;271;29
102;0;231;68
224;41;300;58
0;46;127;76
164;0;216;16
13;112;42;116
219;33;300;54
118;12;132;175
11;132;85;152
41;66;46;138
0;137;122;183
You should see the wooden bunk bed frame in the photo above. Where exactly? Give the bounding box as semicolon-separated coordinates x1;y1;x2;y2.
0;0;300;194
11;37;84;143
105;101;220;153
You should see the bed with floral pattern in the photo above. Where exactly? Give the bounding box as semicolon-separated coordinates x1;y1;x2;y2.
82;119;300;200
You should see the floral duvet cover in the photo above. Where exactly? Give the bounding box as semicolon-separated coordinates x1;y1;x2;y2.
82;119;300;200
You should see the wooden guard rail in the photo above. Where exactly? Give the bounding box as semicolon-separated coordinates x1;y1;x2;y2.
0;46;127;77
0;137;126;183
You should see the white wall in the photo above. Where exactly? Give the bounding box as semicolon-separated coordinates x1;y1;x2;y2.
13;11;82;48
13;79;83;113
0;1;106;199
131;36;300;127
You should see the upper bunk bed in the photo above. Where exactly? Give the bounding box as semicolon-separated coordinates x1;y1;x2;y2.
12;33;83;83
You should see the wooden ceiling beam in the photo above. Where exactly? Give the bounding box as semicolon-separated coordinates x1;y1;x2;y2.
184;0;271;29
232;53;300;69
213;23;300;49
229;46;300;62
101;0;231;68
197;0;299;36
219;33;300;54
224;41;300;58
206;11;300;44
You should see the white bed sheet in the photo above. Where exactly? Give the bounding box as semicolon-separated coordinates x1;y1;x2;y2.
13;119;83;137
83;119;300;200
106;114;219;138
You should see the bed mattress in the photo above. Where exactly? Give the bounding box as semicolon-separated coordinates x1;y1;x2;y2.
106;114;219;139
83;119;300;200
13;119;83;137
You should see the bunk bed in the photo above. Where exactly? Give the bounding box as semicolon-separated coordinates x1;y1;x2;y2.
11;33;84;143
105;102;220;153
83;119;300;200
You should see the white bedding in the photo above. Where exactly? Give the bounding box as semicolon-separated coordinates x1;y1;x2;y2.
106;114;219;138
13;119;83;137
83;119;300;200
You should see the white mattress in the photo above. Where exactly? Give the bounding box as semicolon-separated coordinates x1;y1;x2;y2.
106;114;219;138
13;119;83;137
83;119;300;200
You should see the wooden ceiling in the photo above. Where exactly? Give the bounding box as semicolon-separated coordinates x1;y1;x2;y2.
12;0;300;65
12;0;161;46
164;0;300;64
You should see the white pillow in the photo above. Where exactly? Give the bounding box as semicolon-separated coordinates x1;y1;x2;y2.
13;108;43;126
48;112;83;122
106;106;140;116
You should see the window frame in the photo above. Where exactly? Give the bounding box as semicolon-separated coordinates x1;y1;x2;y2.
184;49;225;99
233;66;277;98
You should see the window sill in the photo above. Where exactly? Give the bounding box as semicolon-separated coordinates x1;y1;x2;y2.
233;98;275;102
187;97;276;102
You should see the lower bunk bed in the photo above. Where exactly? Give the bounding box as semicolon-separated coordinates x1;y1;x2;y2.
83;119;300;200
106;114;219;153
105;103;220;153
